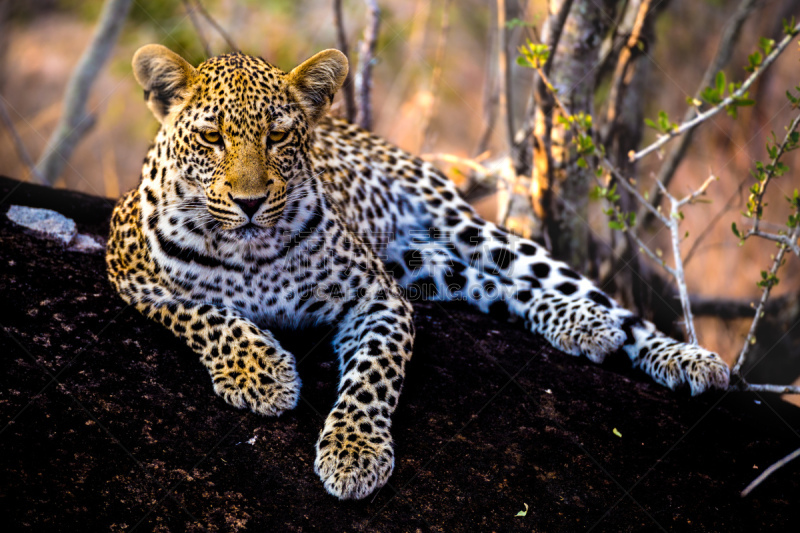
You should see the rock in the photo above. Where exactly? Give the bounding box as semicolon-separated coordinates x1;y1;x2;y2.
1;175;799;532
5;203;106;254
6;204;77;246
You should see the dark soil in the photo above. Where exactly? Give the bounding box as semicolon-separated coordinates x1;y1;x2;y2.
1;175;799;532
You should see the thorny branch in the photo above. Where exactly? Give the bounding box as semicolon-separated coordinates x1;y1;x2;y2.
740;112;800;256
355;0;380;130
642;0;759;224
333;0;356;123
732;222;800;377
629;21;800;162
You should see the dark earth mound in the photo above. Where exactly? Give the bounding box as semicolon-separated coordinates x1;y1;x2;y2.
1;175;799;532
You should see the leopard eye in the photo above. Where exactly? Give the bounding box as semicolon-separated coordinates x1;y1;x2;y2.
268;130;286;144
200;130;223;146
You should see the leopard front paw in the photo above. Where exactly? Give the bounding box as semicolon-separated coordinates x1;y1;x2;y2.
639;341;730;395
209;348;300;417
673;346;730;396
314;425;394;500
529;291;625;363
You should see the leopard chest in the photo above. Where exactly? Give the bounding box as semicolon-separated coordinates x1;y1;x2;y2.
148;223;380;330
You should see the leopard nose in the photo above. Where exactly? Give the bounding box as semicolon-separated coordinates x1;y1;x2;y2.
233;196;267;219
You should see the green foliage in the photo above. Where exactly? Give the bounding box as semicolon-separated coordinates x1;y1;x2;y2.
757;270;780;290
645;110;677;134
516;39;550;69
506;18;536;29
784;16;799;36
700;71;754;118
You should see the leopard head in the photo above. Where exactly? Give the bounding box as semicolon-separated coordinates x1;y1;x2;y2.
132;44;348;230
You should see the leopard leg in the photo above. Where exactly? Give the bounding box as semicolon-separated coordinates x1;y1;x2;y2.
392;175;729;393
116;283;300;416
314;286;414;500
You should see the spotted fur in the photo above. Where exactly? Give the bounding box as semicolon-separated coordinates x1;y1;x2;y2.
107;45;730;500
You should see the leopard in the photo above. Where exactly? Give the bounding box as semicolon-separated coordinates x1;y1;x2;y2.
106;44;730;501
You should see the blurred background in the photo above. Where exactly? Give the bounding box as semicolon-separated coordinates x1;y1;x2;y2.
1;0;799;395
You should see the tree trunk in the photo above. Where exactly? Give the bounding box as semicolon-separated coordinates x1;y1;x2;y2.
529;0;617;271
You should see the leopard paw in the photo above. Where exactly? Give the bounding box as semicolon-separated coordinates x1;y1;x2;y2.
638;340;730;395
528;291;625;363
209;348;300;416
314;423;394;500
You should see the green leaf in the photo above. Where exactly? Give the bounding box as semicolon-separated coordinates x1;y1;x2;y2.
784;16;798;36
613;428;622;438
732;222;741;238
515;55;533;68
608;220;625;231
716;71;726;94
759;37;776;56
506;17;534;29
516;503;529;517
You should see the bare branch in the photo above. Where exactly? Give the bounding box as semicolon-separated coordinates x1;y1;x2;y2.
355;0;380;130
34;0;132;185
742;446;800;497
630;21;800;163
732;223;800;377
643;0;759;222
743;229;800;255
190;0;237;52
496;0;514;152
333;0;356;123
0;95;45;185
182;0;211;57
420;0;452;152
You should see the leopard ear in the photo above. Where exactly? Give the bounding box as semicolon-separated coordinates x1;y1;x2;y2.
132;44;198;123
287;49;348;124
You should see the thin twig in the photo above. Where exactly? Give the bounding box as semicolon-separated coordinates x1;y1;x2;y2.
643;0;759;224
182;0;211;57
34;0;132;185
538;65;667;226
420;0;451;152
511;0;573;172
742;112;800;245
333;0;356;123
630;21;800;163
683;173;751;265
742;446;800;497
628;228;676;276
0;94;45;184
190;0;237;52
732;222;800;377
739;383;800;395
355;0;380;130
